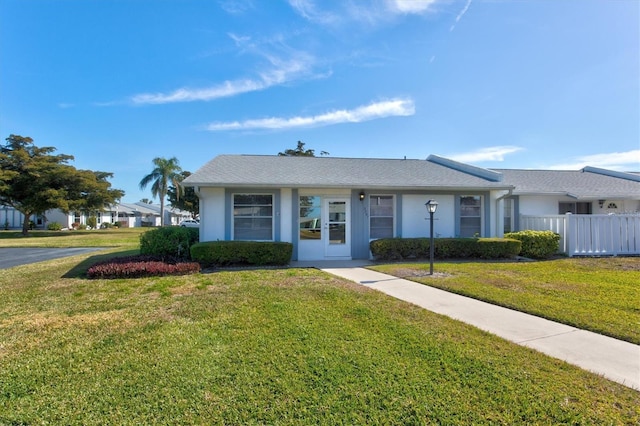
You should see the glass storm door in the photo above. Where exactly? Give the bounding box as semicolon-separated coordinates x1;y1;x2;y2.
324;198;351;257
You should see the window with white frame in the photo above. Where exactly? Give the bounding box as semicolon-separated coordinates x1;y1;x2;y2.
504;198;513;234
233;194;273;240
370;195;394;239
460;195;482;237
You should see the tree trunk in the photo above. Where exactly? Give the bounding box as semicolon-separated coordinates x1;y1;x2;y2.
21;212;31;235
160;196;165;227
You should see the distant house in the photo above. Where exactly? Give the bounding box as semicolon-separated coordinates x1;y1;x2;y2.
496;167;640;231
181;154;639;260
496;167;640;255
1;202;191;230
0;207;45;230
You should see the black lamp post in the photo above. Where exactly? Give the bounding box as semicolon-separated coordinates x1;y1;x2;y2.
425;199;438;275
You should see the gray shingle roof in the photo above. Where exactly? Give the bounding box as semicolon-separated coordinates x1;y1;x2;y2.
182;155;513;190
182;154;640;199
492;168;640;199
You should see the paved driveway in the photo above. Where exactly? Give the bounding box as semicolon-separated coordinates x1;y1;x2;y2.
0;247;105;269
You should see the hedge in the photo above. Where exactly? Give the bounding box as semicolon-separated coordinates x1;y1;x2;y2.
504;230;560;259
369;237;522;261
190;241;293;266
140;227;199;260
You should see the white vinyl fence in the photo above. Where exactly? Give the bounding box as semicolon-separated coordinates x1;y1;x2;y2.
519;214;640;257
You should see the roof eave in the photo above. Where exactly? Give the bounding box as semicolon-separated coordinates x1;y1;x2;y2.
186;182;513;191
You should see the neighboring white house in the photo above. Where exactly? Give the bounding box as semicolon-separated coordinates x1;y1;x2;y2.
494;167;640;232
1;207;45;230
1;202;192;230
493;167;640;256
181;154;640;261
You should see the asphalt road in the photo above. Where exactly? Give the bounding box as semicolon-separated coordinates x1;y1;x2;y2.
0;247;105;269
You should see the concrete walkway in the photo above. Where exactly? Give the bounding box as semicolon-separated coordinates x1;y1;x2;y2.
292;261;640;391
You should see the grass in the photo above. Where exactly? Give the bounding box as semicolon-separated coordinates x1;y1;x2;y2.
370;257;640;345
0;249;639;424
0;228;148;248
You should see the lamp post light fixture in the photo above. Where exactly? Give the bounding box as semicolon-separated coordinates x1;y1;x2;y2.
425;199;438;275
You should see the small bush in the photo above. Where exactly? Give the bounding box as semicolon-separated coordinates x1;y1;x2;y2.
369;237;521;261
504;230;560;259
191;241;293;267
87;255;200;279
47;222;62;231
140;227;199;260
86;216;97;229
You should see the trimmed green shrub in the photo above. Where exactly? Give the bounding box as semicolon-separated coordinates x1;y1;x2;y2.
140;227;199;260
86;216;97;229
369;237;522;261
47;222;62;231
504;230;560;259
191;241;293;267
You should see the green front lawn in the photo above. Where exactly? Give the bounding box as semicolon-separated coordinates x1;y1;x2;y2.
370;257;640;344
0;228;148;248
0;254;638;424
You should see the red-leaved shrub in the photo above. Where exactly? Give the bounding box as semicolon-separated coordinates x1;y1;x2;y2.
87;255;200;279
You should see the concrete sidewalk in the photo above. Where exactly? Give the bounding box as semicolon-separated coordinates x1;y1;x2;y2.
292;261;640;391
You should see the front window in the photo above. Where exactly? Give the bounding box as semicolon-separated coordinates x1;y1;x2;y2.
370;195;394;239
460;195;482;237
233;194;273;240
299;196;321;240
504;198;513;233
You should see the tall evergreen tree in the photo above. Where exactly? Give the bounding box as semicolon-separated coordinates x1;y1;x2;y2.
168;171;199;219
0;135;123;234
278;141;329;157
139;157;182;226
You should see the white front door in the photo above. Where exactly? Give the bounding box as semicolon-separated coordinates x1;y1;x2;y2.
323;198;351;258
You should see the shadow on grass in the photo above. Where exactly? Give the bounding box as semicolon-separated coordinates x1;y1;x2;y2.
63;249;139;279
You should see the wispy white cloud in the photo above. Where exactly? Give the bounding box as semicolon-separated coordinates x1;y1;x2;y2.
388;0;438;14
206;98;415;131
288;0;340;25
450;0;472;31
131;53;316;105
447;146;524;163
219;0;255;15
545;150;640;171
290;0;439;27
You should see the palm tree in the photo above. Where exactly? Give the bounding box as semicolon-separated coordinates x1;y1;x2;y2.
139;157;182;226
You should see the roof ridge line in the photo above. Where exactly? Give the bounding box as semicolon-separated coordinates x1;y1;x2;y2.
427;155;503;182
582;166;640;183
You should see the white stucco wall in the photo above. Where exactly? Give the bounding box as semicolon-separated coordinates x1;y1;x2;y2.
518;196;563;215
199;187;225;242
593;199;640;214
401;194;455;238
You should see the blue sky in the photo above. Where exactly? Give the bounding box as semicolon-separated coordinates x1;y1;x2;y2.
1;0;638;203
